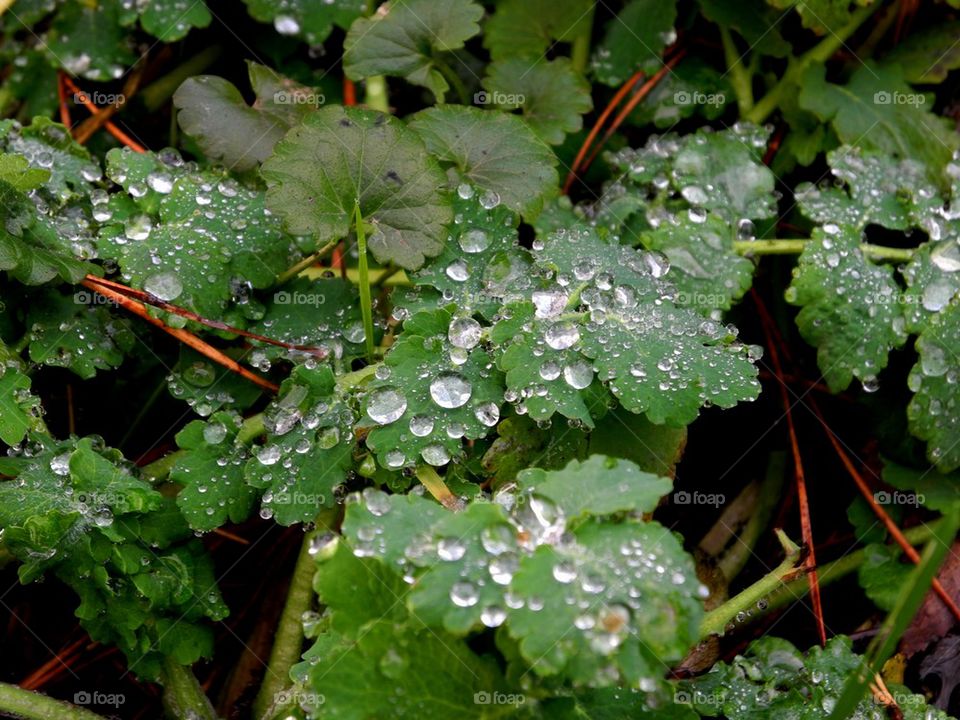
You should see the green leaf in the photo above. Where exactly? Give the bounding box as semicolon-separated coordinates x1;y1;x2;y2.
409;105;559;218
174;63;318;172
344;0;483;100
492;225;761;427
400;191;532;321
243;0;365;44
44;0;136;80
786;226;908;392
363;308;504;469
766;0;873;34
481;415;589;484
697;0;790;57
515;456;672;520
798;63;959;184
138;0;211;41
882;460;960;513
263;105;453;270
170;412;257;532
588;408;687;478
0;152;50;190
593;0;677;86
623;57;732;128
26;289;135;379
482;58;593;145
858;543;911;611
908;300;960;471
484;0;593;60
901;237;960;334
543;690;697;719
245;365;356;525
884;21;960;84
0;363;40;446
167;347;263;417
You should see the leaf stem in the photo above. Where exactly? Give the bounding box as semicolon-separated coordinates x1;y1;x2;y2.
0;683;107;720
353;202;377;364
570;3;595;75
733;239;914;262
159;658;218;720
699;529;801;639
744;3;878;124
252;511;336;720
433;58;469;105
363;76;390;113
719;26;753;114
276;241;338;285
415;466;462;511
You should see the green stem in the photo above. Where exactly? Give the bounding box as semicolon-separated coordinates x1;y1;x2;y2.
363;76;389;112
253;511;337;720
353;202;377;364
433;58;469;105
276;240;338;285
237;413;266;445
570;3;595;75
140;45;223;112
733;239;915;262
159;658;218;720
699;529;801;639
0;683;107;720
720;26;753;114
745;3;878;124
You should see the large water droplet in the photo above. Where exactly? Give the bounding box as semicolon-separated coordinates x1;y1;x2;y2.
367;388;407;424
430;373;472;408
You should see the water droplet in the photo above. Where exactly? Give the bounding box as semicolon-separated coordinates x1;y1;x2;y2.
421;444;450;466
367;388;407;424
479;190;501;209
480;605;506;627
448;317;481;349
274;14;300;35
459;228;490;253
563;360;593;389
474;401;500;427
144;272;183;301
430;373;472;408
450;581;479;607
409;415;434;437
544;321;580;350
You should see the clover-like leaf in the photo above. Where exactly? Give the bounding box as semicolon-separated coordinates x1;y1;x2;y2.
484;0;593;60
138;0;211;41
243;0;365;44
263;105;453;270
363;308;504;469
908;300;960;472
409;105;559;218
344;0;483;101
593;0;678;86
482;58;593;145
786;226;908;392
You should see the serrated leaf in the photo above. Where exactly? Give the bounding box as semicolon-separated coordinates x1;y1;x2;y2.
167;347;263;417
799;63;959;184
858;543;912;612
900;238;960;334
244;0;365;45
400;191;532;320
245;365;356;525
0;364;40;446
363;308;504;468
516;456;671;520
908;300;960;472
170;412;257;532
263;105;452;270
45;0;136;81
884;21;960;84
766;0;873;34
138;0;211;41
882;460;960;513
624;57;732;128
697;0;790;57
484;0;593;60
174;63;317;171
492;225;760;427
482;58;593;145
0;152;50;190
588;409;687;478
26;289;134;379
344;0;483;101
409;105;559;218
786;226;908;392
593;0;677;86
481;415;589;484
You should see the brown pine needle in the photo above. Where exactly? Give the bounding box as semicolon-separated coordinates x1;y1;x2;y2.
56;72;72;128
81;279;279;393
61;75;147;153
84;275;329;359
21;637;87;690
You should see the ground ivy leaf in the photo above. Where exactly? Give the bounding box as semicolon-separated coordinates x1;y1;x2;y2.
484;0;593;61
174;63;317;172
244;0;364;44
263;105;452;270
363;308;504;469
482;58;593;145
344;0;483;101
593;0;677;86
767;0;868;33
799;63;959;184
509;520;701;687
400;191;532;320
516;456;671;520
170;412;256;532
409;105;559;218
908;300;960;472
640;213;754;314
786;226;908;392
26;289;134;379
245;366;356;525
138;0;211;41
795;147;944;231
